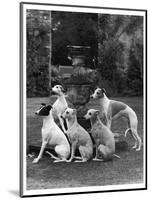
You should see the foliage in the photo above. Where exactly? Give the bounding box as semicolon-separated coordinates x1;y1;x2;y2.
51;11;98;67
26;10;144;97
127;49;143;95
97;14;143;96
27;10;98;97
27;10;51;97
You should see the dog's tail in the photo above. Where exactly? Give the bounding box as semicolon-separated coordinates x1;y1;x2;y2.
125;127;137;139
45;151;60;160
125;106;138;137
125;128;132;137
113;154;120;159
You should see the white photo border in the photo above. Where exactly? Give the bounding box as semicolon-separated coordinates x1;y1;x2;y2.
20;2;147;197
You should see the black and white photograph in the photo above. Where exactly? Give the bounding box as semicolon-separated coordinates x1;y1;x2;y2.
20;2;147;197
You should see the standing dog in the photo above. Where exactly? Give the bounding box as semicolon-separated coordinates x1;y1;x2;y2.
51;85;68;133
32;104;70;163
90;88;142;151
61;108;93;162
84;109;119;161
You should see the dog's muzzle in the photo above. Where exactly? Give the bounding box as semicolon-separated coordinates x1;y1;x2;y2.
83;114;88;119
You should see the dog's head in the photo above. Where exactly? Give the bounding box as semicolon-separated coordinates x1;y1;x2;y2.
51;85;65;95
90;88;106;99
61;108;77;120
35;103;52;116
84;109;100;120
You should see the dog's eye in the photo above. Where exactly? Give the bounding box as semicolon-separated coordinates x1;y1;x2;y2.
66;111;69;114
89;112;92;115
56;86;58;88
97;92;100;95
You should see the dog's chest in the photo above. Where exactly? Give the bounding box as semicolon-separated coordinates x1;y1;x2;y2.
91;128;100;138
99;98;110;113
91;125;103;142
67;126;86;146
66;129;77;142
41;125;54;137
53;100;67;114
42;125;65;146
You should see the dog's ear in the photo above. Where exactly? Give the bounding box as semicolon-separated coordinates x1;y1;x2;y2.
41;103;46;106
72;109;77;115
102;88;106;94
60;85;66;93
47;105;52;111
95;110;100;115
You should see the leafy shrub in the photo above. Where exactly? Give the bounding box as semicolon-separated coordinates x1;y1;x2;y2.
27;10;51;97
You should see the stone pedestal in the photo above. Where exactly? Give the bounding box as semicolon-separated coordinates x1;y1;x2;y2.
63;45;93;129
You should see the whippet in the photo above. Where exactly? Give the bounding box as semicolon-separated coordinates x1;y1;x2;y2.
61;108;93;162
51;85;68;133
90;88;142;151
84;109;119;161
32;104;70;163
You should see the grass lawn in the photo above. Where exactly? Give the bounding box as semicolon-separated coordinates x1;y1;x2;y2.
26;97;144;190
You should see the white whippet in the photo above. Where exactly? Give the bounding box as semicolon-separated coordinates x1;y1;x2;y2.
32;104;70;163
84;109;120;161
61;108;93;162
51;85;68;133
90;88;142;151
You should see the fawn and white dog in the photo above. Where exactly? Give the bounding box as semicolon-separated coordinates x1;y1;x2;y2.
90;88;142;151
84;109;119;161
32;104;70;163
51;85;68;133
61;108;93;162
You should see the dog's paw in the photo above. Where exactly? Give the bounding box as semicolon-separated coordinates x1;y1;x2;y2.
27;153;35;158
132;141;138;149
74;160;87;163
53;159;61;163
32;158;39;164
93;158;104;162
73;156;82;160
65;159;72;163
135;147;141;151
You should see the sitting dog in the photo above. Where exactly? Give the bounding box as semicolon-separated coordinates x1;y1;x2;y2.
61;108;93;162
84;109;119;161
32;103;70;163
90;88;142;151
51;85;68;133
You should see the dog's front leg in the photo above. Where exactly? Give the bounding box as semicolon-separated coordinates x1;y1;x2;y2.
93;145;99;161
93;144;103;161
32;140;47;163
106;118;112;129
66;142;76;162
103;112;111;129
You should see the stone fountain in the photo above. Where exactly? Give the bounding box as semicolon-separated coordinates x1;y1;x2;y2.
63;45;97;129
